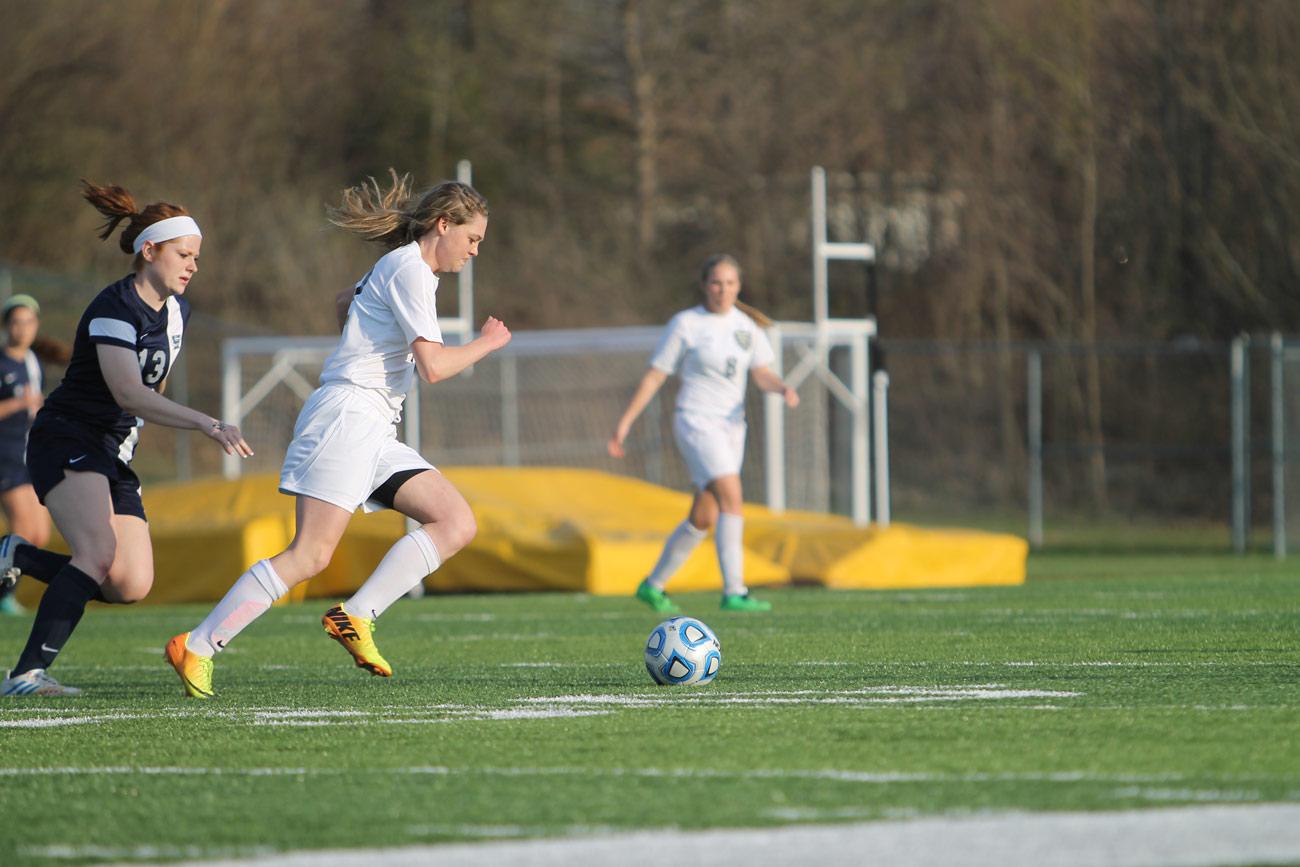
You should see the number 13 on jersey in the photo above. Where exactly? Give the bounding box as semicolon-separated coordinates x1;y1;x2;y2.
138;348;167;385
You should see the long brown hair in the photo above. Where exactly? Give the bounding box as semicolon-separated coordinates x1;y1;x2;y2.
81;180;190;270
699;253;773;327
327;169;488;249
32;336;71;366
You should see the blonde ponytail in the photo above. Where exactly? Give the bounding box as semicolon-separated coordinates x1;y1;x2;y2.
328;169;488;249
735;300;773;328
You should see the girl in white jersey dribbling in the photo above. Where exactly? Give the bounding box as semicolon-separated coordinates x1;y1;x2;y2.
166;173;510;698
609;254;798;613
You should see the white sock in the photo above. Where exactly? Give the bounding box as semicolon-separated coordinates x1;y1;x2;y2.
646;520;707;589
345;529;442;620
187;559;288;656
716;512;746;596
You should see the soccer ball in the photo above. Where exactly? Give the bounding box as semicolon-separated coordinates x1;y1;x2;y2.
644;616;721;685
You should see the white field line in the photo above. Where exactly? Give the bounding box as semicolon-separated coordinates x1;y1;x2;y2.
0;764;1221;786
0;685;1088;729
25;844;275;861
96;804;1300;867
404;823;621;839
858;661;1296;668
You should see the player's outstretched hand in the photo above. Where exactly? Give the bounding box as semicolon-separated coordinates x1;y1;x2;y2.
205;420;254;458
607;420;631;459
783;386;801;409
480;316;512;351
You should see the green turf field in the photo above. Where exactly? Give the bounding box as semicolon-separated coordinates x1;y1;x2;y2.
0;553;1297;865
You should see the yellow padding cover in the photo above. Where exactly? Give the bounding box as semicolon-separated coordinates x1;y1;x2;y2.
16;469;1024;606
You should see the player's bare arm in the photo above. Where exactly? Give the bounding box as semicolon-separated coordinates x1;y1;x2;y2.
410;316;511;384
335;286;354;331
98;344;252;457
608;368;668;458
750;365;800;408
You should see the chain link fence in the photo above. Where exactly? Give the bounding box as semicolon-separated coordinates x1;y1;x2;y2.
7;261;1297;554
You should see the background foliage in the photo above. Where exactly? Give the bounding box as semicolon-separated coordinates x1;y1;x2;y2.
3;0;1297;337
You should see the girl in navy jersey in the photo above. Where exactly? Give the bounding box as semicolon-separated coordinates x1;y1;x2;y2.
0;295;52;615
167;172;510;698
0;182;251;697
608;254;798;613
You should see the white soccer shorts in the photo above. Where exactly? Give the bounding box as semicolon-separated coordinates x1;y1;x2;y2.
279;383;434;513
672;412;747;490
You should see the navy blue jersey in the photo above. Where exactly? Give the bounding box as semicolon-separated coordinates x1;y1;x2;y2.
41;275;190;462
0;350;40;458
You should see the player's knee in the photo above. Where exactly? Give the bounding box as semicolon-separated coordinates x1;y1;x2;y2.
101;570;153;604
448;509;477;552
298;547;333;578
690;513;716;532
110;586;147;605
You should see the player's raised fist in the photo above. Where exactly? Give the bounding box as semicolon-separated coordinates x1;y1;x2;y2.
480;316;511;350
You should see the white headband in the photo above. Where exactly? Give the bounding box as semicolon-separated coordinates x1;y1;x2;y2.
132;216;202;254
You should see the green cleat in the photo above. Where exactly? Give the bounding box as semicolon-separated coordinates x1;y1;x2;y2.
635;580;681;614
0;593;25;617
721;593;772;612
165;633;215;699
322;605;392;677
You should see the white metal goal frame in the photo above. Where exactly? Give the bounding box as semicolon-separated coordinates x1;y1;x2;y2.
218;319;886;524
219;163;890;526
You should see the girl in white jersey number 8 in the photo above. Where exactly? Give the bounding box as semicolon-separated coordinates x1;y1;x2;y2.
166;172;511;697
609;255;799;613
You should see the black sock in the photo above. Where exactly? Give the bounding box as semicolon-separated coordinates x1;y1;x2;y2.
12;564;100;676
14;546;109;602
16;545;72;584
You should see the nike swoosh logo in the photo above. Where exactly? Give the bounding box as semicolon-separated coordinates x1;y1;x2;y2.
68;455;87;464
40;644;60;654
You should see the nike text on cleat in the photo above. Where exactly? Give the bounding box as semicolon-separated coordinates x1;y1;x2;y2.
1;668;82;696
721;593;773;612
635;579;681;614
165;633;215;699
0;533;25;590
322;605;392;677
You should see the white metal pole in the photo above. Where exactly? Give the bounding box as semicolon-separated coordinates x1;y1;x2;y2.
765;324;786;513
871;369;891;527
1231;336;1248;553
1272;333;1286;560
850;331;869;526
811;167;828;326
1027;349;1044;548
221;341;241;480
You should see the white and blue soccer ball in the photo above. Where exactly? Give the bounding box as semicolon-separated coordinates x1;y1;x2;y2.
644;616;721;685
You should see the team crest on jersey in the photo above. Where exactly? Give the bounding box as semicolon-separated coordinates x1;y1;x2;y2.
733;329;752;350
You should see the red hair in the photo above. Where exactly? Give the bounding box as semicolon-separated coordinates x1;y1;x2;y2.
81;180;190;269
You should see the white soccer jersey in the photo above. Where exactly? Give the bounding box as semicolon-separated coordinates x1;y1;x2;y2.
649;305;775;423
319;241;443;408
